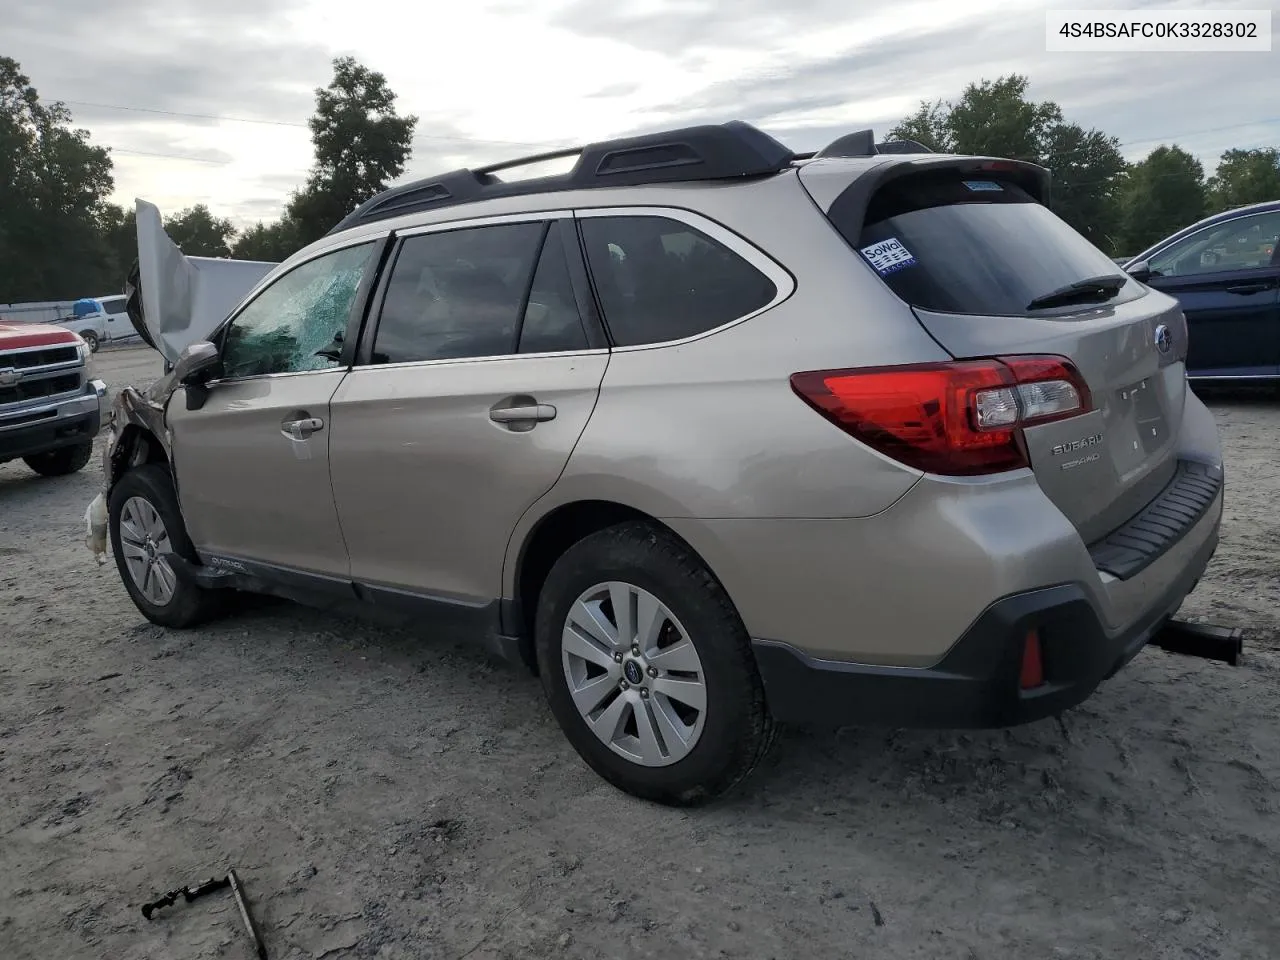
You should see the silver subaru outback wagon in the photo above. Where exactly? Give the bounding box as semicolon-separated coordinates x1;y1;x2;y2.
95;121;1224;805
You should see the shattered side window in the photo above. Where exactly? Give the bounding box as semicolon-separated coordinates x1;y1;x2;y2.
220;242;374;379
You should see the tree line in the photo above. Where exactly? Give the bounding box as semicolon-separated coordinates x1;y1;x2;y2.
889;74;1278;258
0;54;416;303
2;57;1277;304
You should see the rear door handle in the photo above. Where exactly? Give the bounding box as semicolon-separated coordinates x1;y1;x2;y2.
282;417;324;440
489;404;557;424
1224;281;1276;295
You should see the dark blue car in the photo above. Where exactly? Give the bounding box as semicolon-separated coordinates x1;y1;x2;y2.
1124;200;1280;381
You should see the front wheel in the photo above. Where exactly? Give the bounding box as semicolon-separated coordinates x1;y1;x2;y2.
535;522;777;806
23;441;93;477
108;463;222;628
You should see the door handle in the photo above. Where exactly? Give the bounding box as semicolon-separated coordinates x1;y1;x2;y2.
282;417;324;440
489;404;557;424
1224;281;1275;295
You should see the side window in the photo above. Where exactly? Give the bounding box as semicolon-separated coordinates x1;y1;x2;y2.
519;224;589;354
579;215;777;347
221;242;374;379
99;297;127;315
372;222;544;364
1149;212;1280;278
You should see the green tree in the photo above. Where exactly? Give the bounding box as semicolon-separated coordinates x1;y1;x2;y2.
0;56;117;301
1042;124;1128;252
1119;145;1206;255
90;202;138;295
1206;148;1280;212
231;218;300;262
888;74;1129;253
286;56;418;246
100;203;137;282
889;75;1063;161
944;75;1063;161
888;99;953;153
163;203;236;257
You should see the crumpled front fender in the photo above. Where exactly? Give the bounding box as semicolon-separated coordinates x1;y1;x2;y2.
100;378;174;496
87;374;179;563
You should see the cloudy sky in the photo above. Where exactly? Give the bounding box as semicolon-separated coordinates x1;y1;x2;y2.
9;0;1277;227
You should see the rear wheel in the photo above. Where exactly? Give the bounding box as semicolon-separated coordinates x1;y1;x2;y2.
23;441;93;477
535;522;776;806
81;331;100;352
108;463;221;628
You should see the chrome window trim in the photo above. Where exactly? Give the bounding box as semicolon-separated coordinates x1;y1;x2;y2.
394;209;573;238
572;205;797;353
358;212;586;371
214;203;797;383
343;347;610;375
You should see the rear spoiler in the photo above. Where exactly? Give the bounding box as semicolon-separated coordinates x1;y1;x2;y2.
815;155;1052;239
127;199;279;365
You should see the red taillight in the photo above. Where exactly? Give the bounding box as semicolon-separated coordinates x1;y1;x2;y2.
1020;630;1045;689
790;355;1091;476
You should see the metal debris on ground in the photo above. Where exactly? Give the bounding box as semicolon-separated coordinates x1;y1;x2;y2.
141;875;229;920
141;869;268;958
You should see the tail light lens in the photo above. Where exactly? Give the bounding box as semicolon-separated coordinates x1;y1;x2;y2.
790;355;1091;476
1020;630;1045;689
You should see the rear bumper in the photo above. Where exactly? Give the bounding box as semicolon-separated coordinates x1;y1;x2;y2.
753;502;1221;729
0;380;107;462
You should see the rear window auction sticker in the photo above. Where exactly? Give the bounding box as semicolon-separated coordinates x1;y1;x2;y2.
963;180;1004;191
860;237;917;276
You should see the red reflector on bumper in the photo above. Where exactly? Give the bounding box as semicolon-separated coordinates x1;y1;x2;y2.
1020;631;1045;689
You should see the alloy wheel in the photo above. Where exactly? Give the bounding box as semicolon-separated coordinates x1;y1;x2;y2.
561;581;707;767
118;496;177;606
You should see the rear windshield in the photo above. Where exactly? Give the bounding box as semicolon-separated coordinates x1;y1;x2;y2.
843;173;1144;316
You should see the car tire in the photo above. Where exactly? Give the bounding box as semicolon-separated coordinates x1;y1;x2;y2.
108;463;222;628
81;331;100;353
23;441;94;477
535;521;777;806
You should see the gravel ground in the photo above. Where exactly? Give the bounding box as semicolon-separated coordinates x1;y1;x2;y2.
2;345;1278;960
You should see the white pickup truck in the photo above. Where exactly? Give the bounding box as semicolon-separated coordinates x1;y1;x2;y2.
48;294;141;352
48;305;108;353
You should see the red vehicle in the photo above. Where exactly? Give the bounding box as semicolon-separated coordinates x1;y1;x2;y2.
0;319;108;476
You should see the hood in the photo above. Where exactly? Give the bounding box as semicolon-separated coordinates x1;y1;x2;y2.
0;321;82;349
130;198;279;364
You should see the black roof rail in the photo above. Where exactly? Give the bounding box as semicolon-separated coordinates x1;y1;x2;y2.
810;130;936;160
327;120;796;235
875;138;934;154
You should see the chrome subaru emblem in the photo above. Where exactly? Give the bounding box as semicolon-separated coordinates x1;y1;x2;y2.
0;367;21;387
1154;324;1172;354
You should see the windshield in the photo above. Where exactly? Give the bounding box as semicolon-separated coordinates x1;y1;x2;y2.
845;173;1144;317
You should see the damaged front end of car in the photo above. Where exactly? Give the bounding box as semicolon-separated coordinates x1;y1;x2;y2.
84;198;278;564
84;375;174;564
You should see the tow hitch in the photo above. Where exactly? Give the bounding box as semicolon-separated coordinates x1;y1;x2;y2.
1150;619;1244;666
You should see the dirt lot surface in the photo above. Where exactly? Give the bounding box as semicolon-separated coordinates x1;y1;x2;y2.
2;345;1278;960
